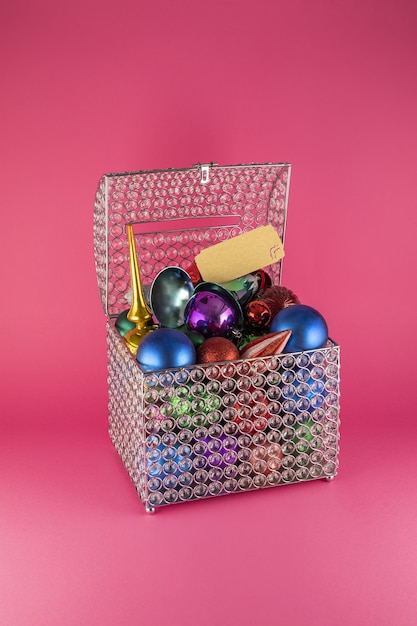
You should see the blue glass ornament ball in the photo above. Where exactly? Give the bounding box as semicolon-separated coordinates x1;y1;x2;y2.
136;328;196;372
270;304;328;353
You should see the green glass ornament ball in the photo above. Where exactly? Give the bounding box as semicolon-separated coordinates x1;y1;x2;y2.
115;309;136;337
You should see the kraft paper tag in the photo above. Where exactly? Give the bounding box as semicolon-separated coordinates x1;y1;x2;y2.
195;225;285;283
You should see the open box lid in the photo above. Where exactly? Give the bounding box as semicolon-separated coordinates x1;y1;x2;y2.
94;162;291;317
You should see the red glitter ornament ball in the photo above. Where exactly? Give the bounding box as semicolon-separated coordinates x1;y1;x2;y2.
197;337;240;364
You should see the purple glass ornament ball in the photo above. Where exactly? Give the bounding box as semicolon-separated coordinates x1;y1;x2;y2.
270;304;328;353
136;328;196;372
184;290;241;338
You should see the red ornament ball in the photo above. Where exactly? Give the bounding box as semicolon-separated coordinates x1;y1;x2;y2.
245;285;300;327
197;337;240;364
185;261;202;286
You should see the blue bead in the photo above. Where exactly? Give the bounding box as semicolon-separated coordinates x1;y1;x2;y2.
270;304;328;352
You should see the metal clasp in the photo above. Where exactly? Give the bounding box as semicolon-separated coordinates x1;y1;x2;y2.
200;164;210;184
194;162;218;184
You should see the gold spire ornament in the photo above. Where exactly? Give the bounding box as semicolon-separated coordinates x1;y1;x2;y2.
123;223;156;355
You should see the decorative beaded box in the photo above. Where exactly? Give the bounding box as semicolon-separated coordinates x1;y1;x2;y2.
94;162;341;513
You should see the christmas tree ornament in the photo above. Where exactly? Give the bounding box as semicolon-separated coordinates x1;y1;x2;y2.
184;261;202;286
177;325;205;348
270;304;328;352
136;328;196;372
194;281;243;311
254;269;272;290
197;337;240;364
235;329;268;351
220;273;260;305
245;285;300;328
124;223;157;355
115;309;136;337
150;266;194;328
184;286;243;338
239;330;292;359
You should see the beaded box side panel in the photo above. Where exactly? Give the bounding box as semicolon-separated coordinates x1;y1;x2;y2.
139;343;340;509
107;321;148;505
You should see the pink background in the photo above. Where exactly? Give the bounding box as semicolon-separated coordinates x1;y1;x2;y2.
1;1;417;624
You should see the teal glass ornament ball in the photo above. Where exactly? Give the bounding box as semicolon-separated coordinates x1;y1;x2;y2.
115;309;136;337
136;328;197;372
270;304;328;353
